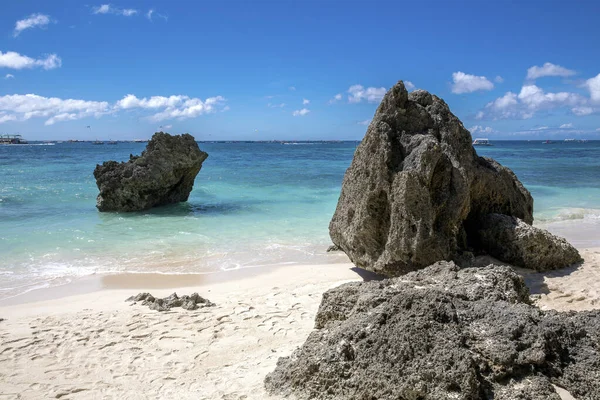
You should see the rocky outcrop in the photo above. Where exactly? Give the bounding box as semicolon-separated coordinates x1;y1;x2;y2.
126;292;214;311
329;81;579;275
265;262;600;399
94;132;208;212
477;213;582;270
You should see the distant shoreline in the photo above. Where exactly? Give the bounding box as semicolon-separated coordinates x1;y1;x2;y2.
9;139;600;143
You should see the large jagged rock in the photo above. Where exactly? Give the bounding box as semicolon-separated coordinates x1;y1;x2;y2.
265;262;600;400
477;213;582;270
94;132;207;212
329;81;556;275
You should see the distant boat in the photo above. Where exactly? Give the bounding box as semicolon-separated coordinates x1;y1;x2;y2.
472;138;492;146
92;140;104;145
0;134;28;145
564;138;575;142
107;140;118;145
542;140;554;144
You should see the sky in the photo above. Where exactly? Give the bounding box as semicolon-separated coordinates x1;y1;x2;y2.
1;0;600;141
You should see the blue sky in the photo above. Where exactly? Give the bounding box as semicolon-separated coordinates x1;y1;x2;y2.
1;0;600;140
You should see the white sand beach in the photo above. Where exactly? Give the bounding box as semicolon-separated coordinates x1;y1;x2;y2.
1;248;599;399
0;262;361;399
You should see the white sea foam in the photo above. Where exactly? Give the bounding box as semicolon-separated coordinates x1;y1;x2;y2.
535;207;600;223
0;240;338;301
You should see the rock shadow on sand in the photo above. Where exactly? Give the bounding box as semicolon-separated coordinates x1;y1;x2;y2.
517;261;584;297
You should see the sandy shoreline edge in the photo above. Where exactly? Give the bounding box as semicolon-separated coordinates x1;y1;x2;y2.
1;250;599;399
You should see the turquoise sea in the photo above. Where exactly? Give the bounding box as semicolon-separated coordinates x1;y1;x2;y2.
1;140;599;300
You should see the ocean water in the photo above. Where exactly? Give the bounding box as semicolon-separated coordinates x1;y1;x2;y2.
1;140;599;300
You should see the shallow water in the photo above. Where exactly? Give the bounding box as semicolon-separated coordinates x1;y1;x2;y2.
1;140;599;299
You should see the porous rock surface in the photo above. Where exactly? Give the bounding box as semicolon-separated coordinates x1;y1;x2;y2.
328;82;542;275
94;132;208;212
477;213;583;271
125;292;214;311
265;262;600;400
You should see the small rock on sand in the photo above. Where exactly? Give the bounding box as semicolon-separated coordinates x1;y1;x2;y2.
126;292;214;311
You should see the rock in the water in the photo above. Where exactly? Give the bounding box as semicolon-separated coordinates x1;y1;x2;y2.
326;244;341;252
126;292;214;311
265;262;600;399
329;81;581;275
477;213;582;270
94;132;208;212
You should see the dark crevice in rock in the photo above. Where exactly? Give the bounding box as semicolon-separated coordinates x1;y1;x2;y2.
365;190;390;257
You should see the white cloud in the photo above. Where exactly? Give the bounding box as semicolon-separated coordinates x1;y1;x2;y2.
597;128;600;132
0;92;226;125
518;84;584;111
302;98;310;105
358;119;371;126
0;51;61;70
559;123;573;129
484;92;519;118
510;126;591;136
495;76;504;83
93;4;111;14
0;113;18;123
451;72;494;94
0;94;110;125
93;4;138;16
146;9;167;21
116;94;227;121
526;62;576;81
267;102;285;108
348;84;386;103
158;124;172;130
289;86;296;91
117;94;183;109
5;74;15;79
404;81;415;91
469;125;495;134
572;106;594;116
481;85;587;119
329;93;342;104
292;108;310;117
14;13;51;37
585;73;600;103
